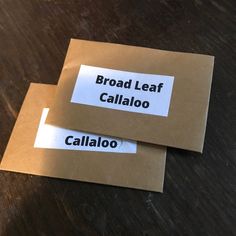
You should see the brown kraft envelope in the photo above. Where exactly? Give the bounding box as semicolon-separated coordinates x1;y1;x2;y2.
46;39;214;152
0;83;166;192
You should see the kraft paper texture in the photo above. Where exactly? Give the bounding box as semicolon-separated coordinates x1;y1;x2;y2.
0;83;166;192
46;39;214;152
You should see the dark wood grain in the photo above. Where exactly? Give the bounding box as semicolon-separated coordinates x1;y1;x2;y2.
0;0;235;235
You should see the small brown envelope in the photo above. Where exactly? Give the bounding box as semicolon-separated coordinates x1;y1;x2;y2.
0;83;166;192
46;39;214;152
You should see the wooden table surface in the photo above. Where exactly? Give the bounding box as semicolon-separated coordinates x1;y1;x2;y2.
0;1;235;235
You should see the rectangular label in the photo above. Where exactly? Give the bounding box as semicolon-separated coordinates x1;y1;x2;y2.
34;108;137;153
71;65;174;116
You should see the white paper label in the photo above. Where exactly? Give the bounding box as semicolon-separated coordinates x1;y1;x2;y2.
71;65;174;116
34;108;137;153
